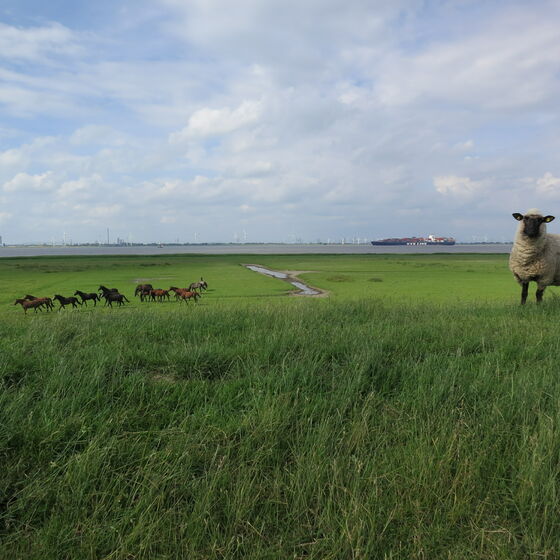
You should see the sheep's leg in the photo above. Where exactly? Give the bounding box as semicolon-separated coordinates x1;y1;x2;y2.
536;286;546;304
521;282;529;305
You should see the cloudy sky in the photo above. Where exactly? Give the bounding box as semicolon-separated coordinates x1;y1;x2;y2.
1;0;559;244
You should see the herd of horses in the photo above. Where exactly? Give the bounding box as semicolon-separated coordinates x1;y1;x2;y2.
13;278;209;314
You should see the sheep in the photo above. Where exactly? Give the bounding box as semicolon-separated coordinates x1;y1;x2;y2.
509;209;559;304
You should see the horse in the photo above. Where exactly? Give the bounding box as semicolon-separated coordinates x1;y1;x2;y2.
139;286;152;302
169;286;202;303
134;284;153;298
98;285;119;298
149;289;170;302
14;298;46;314
169;286;186;301
104;292;130;307
23;294;54;310
74;290;100;307
179;290;200;303
188;277;208;292
53;294;81;309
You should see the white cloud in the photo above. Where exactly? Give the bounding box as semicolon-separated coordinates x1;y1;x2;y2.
536;172;560;197
0;22;80;61
72;203;122;219
434;175;486;197
158;0;411;81
70;126;127;146
170;100;263;142
192;175;211;187
3;171;57;193
453;140;475;152
227;160;273;178
56;174;105;198
0;148;28;170
374;8;560;111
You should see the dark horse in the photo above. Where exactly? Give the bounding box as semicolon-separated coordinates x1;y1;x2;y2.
53;294;81;309
98;285;119;296
104;292;130;307
139;286;152;301
98;285;120;302
134;283;153;297
74;290;100;307
135;284;153;302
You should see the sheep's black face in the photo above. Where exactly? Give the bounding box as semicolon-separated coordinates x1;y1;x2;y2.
524;216;545;238
513;213;555;238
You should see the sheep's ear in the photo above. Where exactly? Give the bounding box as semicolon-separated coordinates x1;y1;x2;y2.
512;213;523;221
544;215;555;223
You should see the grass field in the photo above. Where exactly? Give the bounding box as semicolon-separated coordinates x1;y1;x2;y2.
0;252;515;310
2;253;560;559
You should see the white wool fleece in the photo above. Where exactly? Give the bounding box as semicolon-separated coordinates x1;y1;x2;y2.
509;209;560;289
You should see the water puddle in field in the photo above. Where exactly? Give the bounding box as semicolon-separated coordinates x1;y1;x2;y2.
245;265;322;296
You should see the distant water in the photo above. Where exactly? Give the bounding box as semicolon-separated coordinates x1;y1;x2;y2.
0;243;513;258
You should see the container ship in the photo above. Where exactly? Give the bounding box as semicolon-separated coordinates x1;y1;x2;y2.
371;234;456;246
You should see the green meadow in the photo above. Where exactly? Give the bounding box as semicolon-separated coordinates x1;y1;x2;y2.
2;253;560;559
0;252;513;309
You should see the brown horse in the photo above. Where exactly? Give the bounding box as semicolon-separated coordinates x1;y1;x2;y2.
178;290;200;303
14;298;47;314
149;289;170;302
24;294;54;310
169;286;185;301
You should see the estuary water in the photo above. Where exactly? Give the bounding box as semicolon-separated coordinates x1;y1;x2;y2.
0;243;512;258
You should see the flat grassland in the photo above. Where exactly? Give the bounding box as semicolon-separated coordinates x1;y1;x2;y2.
0;253;511;307
2;253;560;559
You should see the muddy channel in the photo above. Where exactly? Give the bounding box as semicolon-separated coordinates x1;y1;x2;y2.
244;265;325;296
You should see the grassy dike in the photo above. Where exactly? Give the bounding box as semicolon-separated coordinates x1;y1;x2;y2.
2;254;560;558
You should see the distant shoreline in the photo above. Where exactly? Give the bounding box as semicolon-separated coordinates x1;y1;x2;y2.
0;243;514;258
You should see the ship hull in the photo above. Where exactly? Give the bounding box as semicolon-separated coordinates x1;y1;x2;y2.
371;241;455;246
371;238;455;246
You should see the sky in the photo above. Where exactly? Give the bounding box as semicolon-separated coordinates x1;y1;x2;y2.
1;0;559;244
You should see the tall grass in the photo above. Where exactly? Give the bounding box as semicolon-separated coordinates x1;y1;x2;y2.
2;298;560;558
